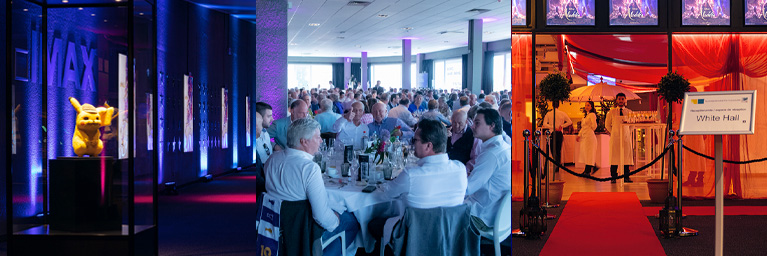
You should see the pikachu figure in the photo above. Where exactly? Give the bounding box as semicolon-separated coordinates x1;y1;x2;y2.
70;97;116;157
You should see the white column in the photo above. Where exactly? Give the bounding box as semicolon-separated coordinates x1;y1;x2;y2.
402;39;412;90
361;52;368;90
344;57;351;89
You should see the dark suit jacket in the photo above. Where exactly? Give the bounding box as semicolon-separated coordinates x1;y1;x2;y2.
447;128;475;165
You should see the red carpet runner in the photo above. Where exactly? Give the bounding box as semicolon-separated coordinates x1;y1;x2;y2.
540;192;666;256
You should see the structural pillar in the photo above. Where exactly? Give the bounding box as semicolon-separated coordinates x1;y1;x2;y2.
256;0;288;119
467;19;483;94
344;57;351;89
361;52;368;90
415;53;425;89
402;39;412;90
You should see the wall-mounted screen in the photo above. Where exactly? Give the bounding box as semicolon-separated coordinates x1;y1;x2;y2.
184;74;194;152
547;0;596;26
682;0;730;26
610;0;659;25
745;0;767;25
119;54;129;159
513;0;527;26
222;88;229;149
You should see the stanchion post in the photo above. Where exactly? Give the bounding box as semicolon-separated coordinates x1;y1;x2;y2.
677;131;683;213
534;131;542;200
544;130;558;208
715;134;723;256
523;130;530;209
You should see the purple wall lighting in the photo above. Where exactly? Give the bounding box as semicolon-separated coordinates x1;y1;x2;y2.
256;0;288;120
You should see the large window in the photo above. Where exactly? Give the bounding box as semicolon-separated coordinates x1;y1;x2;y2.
370;63;416;89
288;64;333;90
433;58;463;90
493;52;512;92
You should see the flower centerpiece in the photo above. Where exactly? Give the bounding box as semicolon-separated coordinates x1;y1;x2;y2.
365;129;391;164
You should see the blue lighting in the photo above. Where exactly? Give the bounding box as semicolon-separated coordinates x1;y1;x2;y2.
197;5;210;177
231;16;239;168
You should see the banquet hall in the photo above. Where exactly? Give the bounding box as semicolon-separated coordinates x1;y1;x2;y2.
513;0;767;255
2;0;512;255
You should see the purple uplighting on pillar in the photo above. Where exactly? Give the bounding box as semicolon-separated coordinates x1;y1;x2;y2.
256;0;288;119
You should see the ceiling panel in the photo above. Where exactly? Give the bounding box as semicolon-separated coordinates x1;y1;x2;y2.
186;0;510;57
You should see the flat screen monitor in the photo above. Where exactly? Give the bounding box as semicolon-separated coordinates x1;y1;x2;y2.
745;0;767;25
682;0;730;26
547;0;596;26
513;0;527;26
610;0;659;25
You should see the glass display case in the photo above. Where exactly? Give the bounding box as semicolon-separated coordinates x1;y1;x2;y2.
6;0;157;255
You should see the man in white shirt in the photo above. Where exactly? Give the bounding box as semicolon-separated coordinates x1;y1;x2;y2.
370;119;468;249
388;98;418;127
542;101;573;178
332;101;369;150
606;93;635;183
314;99;341;133
255;102;274;163
466;108;511;232
264;118;359;255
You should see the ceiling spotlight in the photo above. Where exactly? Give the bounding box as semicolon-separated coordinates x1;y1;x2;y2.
308;23;320;27
401;27;413;30
377;14;389;18
443;41;449;43
23;8;28;11
139;13;144;15
355;45;361;48
289;43;298;46
91;13;96;16
337;36;345;39
484;31;494;34
104;19;108;22
62;0;68;3
78;7;83;10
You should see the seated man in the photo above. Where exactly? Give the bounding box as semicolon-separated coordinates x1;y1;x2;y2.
419;100;451;127
368;103;414;141
465;108;512;232
388;98;418;127
408;93;428;113
447;110;481;172
332;101;369;150
370;119;468;249
264;118;359;255
267;100;308;151
314;99;342;133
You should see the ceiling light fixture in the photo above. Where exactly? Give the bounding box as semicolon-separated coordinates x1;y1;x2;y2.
401;27;413;31
289;43;298;46
62;0;68;3
377;14;389;18
308;23;320;27
78;7;83;10
23;8;28;11
91;13;96;16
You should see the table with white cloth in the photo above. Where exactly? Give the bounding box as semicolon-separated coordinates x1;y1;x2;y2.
322;157;415;253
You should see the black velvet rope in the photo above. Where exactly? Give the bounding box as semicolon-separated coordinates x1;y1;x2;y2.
531;145;672;182
682;145;767;164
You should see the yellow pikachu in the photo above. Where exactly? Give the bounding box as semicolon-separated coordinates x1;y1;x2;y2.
70;97;116;157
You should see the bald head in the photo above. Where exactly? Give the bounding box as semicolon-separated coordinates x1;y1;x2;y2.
290;100;308;121
372;102;387;123
451;109;468;133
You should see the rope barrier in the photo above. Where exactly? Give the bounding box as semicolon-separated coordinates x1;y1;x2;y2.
532;145;672;182
682;145;767;164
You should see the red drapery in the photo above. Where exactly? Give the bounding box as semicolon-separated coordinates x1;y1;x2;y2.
512;34;533;201
671;34;767;199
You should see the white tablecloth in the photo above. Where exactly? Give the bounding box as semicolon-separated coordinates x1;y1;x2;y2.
324;172;405;253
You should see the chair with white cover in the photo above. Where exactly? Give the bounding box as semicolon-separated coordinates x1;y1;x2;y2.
479;192;511;256
321;231;346;256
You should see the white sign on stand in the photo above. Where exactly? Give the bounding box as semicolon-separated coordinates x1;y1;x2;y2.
679;90;757;256
679;91;757;135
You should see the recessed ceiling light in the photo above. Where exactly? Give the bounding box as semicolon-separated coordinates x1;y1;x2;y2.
355;45;361;48
91;13;96;16
104;19;108;22
401;27;413;30
484;31;493;34
377;14;389;18
62;0;68;3
337;36;345;39
23;8;28;11
443;41;449;43
139;13;144;15
289;43;298;46
308;23;320;27
78;7;83;10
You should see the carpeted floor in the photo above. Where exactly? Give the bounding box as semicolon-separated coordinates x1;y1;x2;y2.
539;192;665;256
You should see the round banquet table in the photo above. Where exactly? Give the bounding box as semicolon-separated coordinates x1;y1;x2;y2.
324;173;405;254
